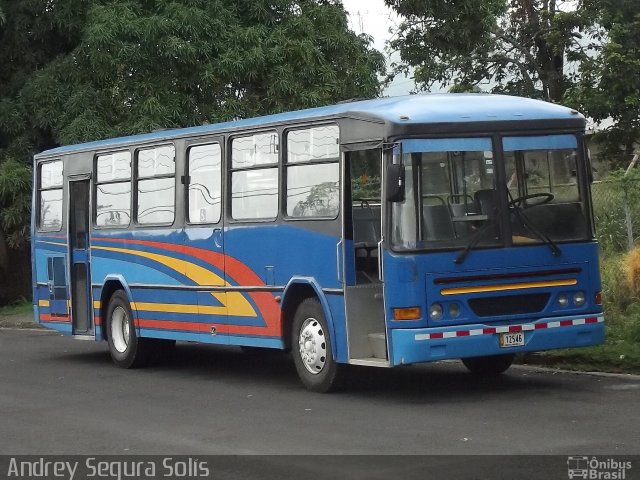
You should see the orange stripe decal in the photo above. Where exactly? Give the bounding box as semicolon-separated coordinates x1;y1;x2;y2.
440;278;578;296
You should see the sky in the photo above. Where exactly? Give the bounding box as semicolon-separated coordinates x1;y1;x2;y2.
341;0;415;96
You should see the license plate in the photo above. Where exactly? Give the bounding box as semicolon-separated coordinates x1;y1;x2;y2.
499;332;525;348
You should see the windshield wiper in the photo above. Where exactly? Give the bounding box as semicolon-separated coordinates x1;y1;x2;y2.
454;217;497;264
509;193;562;257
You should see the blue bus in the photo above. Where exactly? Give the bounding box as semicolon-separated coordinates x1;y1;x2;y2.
31;94;604;391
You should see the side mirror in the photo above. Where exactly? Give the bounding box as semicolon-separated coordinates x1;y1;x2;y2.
386;164;405;202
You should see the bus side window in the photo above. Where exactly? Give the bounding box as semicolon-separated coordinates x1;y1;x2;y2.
230;132;279;221
285;125;340;218
187;143;222;224
38;160;64;231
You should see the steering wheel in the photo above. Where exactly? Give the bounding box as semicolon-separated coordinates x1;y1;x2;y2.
508;192;554;208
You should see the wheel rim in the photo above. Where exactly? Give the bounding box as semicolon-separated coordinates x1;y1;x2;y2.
110;306;130;354
298;317;327;375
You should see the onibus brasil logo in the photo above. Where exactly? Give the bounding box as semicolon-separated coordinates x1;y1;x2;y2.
567;456;632;479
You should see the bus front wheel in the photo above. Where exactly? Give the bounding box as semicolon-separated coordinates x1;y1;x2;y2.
106;290;152;368
291;298;342;393
462;354;515;375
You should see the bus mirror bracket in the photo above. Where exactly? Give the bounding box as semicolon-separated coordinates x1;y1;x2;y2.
386;164;405;202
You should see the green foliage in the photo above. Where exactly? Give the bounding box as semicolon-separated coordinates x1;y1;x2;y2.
565;0;640;168
591;169;640;253
0;159;32;248
351;175;381;201
535;251;640;374
385;0;600;102
0;0;385;249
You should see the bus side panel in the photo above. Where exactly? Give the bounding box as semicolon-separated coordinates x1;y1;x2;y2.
223;223;342;348
32;235;72;334
326;293;348;363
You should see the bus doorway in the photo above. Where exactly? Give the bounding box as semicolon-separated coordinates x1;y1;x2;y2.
343;148;388;364
68;178;93;336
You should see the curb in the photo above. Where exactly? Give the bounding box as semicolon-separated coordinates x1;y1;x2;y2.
512;363;640;380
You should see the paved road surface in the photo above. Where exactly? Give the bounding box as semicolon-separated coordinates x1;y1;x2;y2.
1;328;638;457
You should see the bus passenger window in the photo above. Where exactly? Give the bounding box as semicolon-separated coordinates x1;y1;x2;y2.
286;125;339;218
96;151;131;227
136;145;175;225
38;160;63;231
188;144;222;224
231;132;279;220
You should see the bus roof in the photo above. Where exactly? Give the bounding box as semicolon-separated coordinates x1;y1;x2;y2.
37;94;584;157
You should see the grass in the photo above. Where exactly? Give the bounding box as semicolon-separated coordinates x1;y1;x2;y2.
0;300;32;316
524;249;640;375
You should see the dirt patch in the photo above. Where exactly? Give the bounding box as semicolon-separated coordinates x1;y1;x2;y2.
0;313;41;329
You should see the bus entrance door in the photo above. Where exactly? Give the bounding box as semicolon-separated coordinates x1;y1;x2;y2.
68;178;93;336
343;148;388;364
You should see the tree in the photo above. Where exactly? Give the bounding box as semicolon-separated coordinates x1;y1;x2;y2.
565;0;640;168
0;0;385;302
384;0;600;102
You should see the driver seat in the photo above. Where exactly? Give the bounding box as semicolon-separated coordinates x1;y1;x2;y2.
474;189;499;217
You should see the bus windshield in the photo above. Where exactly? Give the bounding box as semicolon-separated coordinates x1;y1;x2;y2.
391;135;591;251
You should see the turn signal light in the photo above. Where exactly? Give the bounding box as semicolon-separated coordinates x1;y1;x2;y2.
394;307;421;321
595;291;602;305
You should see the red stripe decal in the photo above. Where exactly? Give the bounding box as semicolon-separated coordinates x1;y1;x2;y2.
456;330;470;337
585;317;598;324
138;319;213;333
429;332;444;339
560;319;573;327
483;328;496;334
535;323;548;329
91;237;282;337
509;325;522;333
40;314;70;323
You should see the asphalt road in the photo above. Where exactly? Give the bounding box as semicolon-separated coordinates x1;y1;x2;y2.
1;328;638;460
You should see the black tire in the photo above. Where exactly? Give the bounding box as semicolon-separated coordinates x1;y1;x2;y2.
462;354;515;375
106;290;153;368
291;297;342;392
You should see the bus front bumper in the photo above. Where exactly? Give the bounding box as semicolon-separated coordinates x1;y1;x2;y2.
389;314;605;366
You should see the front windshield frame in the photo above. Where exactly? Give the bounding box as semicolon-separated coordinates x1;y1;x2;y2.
388;132;593;253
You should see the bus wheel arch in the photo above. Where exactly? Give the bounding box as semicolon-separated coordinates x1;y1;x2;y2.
281;280;336;357
99;280;124;342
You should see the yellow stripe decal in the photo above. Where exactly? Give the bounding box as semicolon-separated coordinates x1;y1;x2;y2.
92;245;256;317
440;278;578;296
38;299;50;307
93;300;101;309
39;241;66;247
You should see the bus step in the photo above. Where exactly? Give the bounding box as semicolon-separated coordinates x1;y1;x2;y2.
349;357;390;368
368;332;387;359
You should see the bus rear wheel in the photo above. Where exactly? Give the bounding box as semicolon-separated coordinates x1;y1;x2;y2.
106;290;153;368
462;354;515;375
291;298;342;393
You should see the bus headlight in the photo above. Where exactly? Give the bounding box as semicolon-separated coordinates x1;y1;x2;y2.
557;294;568;307
429;303;443;320
449;303;461;318
573;291;586;306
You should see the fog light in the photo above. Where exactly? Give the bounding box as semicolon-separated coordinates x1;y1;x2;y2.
429;303;443;320
573;291;586;306
449;303;461;318
557;294;569;307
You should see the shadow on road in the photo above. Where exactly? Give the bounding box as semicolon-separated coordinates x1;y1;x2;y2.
50;339;574;402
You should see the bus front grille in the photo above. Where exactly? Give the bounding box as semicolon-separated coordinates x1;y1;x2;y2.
468;293;550;317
